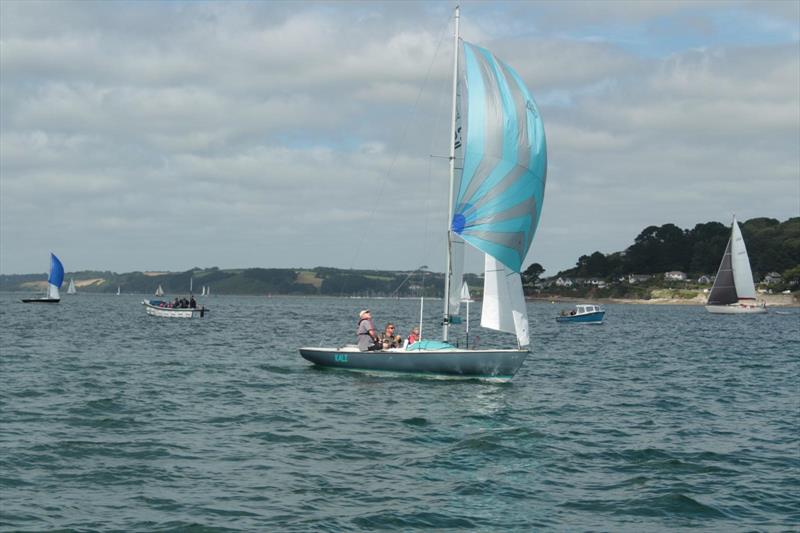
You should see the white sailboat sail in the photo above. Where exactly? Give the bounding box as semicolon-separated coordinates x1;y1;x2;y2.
445;36;547;348
155;284;164;297
117;286;121;296
730;218;757;300
67;278;76;295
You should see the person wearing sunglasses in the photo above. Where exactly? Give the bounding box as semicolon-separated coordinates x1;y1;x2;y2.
380;323;402;349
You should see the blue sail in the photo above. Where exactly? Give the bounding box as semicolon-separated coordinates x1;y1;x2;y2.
49;253;64;289
451;42;547;274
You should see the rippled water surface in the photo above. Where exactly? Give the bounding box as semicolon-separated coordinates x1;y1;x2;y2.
1;293;798;531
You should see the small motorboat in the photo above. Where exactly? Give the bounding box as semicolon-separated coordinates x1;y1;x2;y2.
142;299;208;318
556;304;605;324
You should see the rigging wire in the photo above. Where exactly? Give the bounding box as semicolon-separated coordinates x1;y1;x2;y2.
345;11;454;276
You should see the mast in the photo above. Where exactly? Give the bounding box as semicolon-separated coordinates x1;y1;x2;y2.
442;4;460;342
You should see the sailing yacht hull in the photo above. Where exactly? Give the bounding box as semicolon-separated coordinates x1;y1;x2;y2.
299;346;528;381
705;303;767;314
21;298;60;303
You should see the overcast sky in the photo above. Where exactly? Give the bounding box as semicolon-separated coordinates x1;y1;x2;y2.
1;0;798;276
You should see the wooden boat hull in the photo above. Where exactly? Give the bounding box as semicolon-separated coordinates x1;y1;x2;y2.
21;298;60;303
556;311;605;324
298;346;528;382
142;300;208;318
705;303;767;314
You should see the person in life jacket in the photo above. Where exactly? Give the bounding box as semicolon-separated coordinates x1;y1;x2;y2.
406;326;420;346
356;310;380;351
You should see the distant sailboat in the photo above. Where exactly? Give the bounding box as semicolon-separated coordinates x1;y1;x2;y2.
705;216;767;314
201;286;206;296
67;278;77;295
22;253;64;303
116;286;121;296
155;284;164;297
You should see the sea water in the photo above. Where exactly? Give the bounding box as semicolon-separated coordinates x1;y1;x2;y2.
1;293;798;531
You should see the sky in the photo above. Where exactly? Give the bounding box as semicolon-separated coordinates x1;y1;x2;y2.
1;0;798;276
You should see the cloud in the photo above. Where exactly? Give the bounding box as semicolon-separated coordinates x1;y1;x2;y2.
1;0;797;275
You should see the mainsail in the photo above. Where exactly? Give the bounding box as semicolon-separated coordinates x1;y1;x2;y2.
707;238;736;305
448;41;547;347
730;219;757;300
67;278;76;295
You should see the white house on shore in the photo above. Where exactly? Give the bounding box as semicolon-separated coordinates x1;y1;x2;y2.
664;271;687;281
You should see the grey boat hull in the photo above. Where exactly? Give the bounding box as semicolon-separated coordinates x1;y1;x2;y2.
299;346;529;381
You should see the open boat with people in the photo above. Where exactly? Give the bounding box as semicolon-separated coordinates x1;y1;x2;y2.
299;6;547;381
22;253;64;303
142;299;208;318
556;304;605;324
705;216;767;314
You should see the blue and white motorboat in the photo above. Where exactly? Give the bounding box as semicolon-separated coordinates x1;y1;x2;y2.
556;304;605;324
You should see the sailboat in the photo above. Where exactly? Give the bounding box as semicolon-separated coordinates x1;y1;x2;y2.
705;216;767;314
67;278;77;295
116;286;121;296
299;6;547;381
22;253;64;303
155;284;164;297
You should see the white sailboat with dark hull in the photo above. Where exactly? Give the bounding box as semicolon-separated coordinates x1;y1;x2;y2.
705;216;766;314
299;6;547;381
22;253;64;303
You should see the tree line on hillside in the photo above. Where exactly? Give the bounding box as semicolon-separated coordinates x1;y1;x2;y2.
3;218;797;295
0;266;483;297
550;217;799;282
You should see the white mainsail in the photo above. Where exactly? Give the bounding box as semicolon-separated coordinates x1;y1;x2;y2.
155;284;164;297
730;217;757;300
67;278;76;295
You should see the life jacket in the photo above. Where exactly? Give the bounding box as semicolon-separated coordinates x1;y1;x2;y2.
357;318;376;336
